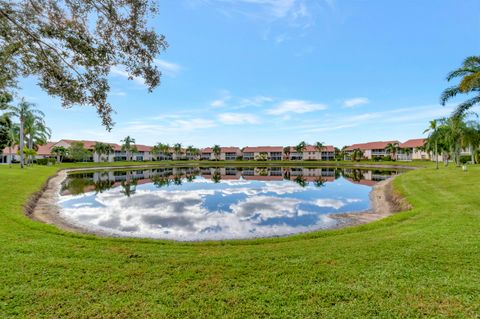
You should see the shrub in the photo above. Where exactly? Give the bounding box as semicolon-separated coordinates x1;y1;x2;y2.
36;158;56;166
460;155;471;164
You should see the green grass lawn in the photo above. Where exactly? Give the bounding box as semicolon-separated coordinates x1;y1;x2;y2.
0;163;479;318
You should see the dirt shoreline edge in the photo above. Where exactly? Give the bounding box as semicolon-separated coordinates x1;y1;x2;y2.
27;165;413;239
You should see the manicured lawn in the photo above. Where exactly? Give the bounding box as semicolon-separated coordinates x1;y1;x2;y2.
0;163;478;318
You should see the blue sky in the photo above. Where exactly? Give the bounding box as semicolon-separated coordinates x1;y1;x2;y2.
16;0;480;147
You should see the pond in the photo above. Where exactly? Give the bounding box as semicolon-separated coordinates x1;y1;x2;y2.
58;166;400;241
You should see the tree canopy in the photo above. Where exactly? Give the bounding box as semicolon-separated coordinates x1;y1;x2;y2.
441;56;480;118
0;0;167;130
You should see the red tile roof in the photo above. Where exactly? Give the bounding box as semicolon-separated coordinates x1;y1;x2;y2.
1;145;18;154
289;145;335;152
134;144;153;152
242;146;283;153
201;147;241;153
345;141;399;151
37;142;56;155
2;142;56;155
399;139;426;149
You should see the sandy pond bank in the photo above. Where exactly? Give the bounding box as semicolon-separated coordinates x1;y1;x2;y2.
26;165;412;239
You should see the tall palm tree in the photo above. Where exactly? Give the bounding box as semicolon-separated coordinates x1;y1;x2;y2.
385;143;399;161
424;120;440;169
461;120;480;164
51;146;68;163
439;116;469;167
351;148;364;162
120;136;136;161
5;99;45;168
295;141;307;154
6;122;19;166
161;143;171;159
173;143;183;159
212;145;221;160
315;141;324;159
23;112;51;164
283;146;291;160
93;142;114;162
441;56;480;117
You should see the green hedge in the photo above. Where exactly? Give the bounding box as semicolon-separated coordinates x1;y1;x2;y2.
35;158;57;166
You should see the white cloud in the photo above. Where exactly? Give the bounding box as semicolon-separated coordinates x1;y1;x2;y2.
123;118;216;134
210;90;232;108
302;104;457;134
110;66;145;85
239;96;274;107
343;97;370;108
218;113;260;125
267;100;328;115
154;59;182;77
110;59;182;85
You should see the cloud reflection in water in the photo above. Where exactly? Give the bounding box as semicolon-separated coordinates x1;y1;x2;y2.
58;168;391;240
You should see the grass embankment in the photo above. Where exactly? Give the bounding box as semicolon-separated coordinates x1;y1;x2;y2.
0;163;479;318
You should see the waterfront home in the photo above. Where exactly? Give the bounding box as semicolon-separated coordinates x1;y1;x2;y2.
397;139;430;161
242;146;283;160
1;142;56;164
200;147;242;160
288;145;336;161
344;141;400;160
54;139;154;162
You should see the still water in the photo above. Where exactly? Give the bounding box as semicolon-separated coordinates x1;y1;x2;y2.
58;166;400;240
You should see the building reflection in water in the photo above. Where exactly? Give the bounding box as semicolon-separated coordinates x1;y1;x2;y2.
62;166;399;196
59;166;401;240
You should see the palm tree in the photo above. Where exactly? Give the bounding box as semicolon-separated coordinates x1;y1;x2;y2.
120;136;136;161
93;142;114;162
385;143;399;161
212;145;221;160
295;141;307;154
186;145;200;160
315;141;324;159
191;147;200;160
351;148;364;162
314;177;325;188
462;121;480;164
438;115;470;167
24;111;51;162
51;146;68;163
424;120;440;169
161;143;171;159
2;119;19;167
441;56;480;117
5;99;46;168
173;143;183;159
283;146;291;160
153;142;170;160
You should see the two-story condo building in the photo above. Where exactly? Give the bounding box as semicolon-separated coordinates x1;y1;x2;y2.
397;139;430;161
200;147;242;160
289;145;336;160
344;140;400;160
242;146;283;160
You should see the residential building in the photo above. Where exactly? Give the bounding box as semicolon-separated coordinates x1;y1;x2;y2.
344;140;400;160
289;145;335;160
200;147;242;160
242;146;283;160
397;139;430;161
1;142;56;164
